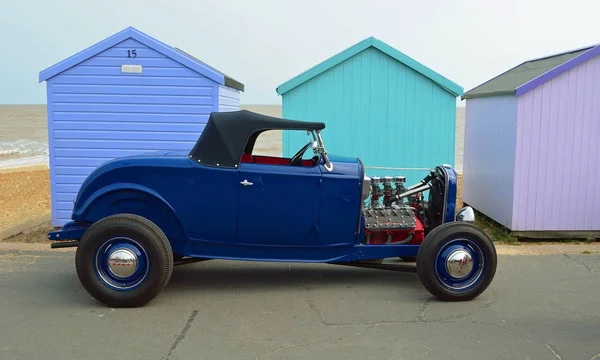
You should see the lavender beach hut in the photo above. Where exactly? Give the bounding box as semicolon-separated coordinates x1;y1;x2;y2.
38;26;244;227
462;44;600;237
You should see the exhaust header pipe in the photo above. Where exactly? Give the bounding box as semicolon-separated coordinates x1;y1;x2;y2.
384;183;431;207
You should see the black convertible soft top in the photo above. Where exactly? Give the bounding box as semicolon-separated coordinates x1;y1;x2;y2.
189;110;326;168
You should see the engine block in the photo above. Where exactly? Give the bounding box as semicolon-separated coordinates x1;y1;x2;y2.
362;173;424;245
363;206;416;230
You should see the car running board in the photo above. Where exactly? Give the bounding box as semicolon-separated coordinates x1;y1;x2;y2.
331;261;417;273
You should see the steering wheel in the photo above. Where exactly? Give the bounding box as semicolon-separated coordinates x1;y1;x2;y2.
287;141;312;166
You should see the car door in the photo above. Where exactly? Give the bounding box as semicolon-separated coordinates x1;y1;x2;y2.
237;162;322;246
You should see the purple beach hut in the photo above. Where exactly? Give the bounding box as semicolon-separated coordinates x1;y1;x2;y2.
461;44;600;238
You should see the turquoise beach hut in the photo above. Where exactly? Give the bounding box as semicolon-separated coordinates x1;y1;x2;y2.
276;36;463;184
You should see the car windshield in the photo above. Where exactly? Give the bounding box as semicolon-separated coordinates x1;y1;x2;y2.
308;130;332;171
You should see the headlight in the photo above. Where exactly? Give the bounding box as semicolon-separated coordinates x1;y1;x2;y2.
455;206;475;223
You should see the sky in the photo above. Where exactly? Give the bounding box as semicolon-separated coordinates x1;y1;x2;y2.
1;0;599;105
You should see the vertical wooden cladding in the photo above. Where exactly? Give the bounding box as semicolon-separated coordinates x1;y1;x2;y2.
462;96;518;228
282;47;457;185
514;55;600;231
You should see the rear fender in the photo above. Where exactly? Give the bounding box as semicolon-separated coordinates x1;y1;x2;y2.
73;183;187;253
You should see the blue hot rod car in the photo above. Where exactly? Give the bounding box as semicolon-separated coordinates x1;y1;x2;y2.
48;110;497;307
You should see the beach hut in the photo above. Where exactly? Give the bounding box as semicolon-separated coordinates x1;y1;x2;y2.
275;36;463;184
39;26;244;227
461;44;600;237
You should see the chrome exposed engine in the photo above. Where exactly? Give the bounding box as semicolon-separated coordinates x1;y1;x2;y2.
361;175;417;232
359;165;468;246
361;166;460;245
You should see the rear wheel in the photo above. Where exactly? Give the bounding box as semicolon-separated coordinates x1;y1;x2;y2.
75;214;173;307
416;222;496;301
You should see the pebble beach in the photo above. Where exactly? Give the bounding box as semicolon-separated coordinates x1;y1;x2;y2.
0;104;465;242
0;165;51;242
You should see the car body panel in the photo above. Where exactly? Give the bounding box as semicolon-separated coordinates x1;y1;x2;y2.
236;161;322;246
71;154;240;255
317;158;364;246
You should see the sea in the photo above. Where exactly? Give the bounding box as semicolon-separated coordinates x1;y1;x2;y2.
0;105;50;169
0;104;465;171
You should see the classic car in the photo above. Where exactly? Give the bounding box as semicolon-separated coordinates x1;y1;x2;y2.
48;110;497;307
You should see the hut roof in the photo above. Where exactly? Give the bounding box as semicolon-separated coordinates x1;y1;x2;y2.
276;36;463;97
463;44;599;99
39;26;244;91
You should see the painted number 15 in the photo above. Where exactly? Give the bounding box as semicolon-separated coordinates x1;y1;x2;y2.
127;49;137;58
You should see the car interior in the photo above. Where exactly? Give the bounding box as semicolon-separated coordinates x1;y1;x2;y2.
240;141;320;167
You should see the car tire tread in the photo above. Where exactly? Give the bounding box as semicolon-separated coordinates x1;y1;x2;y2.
75;213;173;307
416;221;497;302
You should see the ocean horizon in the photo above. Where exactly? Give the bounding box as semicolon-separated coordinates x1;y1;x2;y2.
0;104;465;171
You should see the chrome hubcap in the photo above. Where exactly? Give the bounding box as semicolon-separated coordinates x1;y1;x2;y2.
445;249;473;279
94;237;150;291
434;238;485;292
107;248;138;278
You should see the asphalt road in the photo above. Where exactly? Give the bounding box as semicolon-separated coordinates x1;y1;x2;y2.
1;246;599;360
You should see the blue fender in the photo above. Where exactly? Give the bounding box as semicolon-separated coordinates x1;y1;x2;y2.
72;182;187;254
440;164;458;223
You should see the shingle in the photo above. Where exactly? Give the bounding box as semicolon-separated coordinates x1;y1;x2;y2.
463;47;592;99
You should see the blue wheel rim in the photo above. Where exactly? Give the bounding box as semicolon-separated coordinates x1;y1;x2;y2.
94;237;150;291
434;238;485;292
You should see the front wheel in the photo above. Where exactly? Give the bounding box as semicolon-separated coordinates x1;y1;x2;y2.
75;213;174;307
416;222;497;302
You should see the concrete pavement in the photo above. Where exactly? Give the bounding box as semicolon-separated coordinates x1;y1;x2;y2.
0;246;599;360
